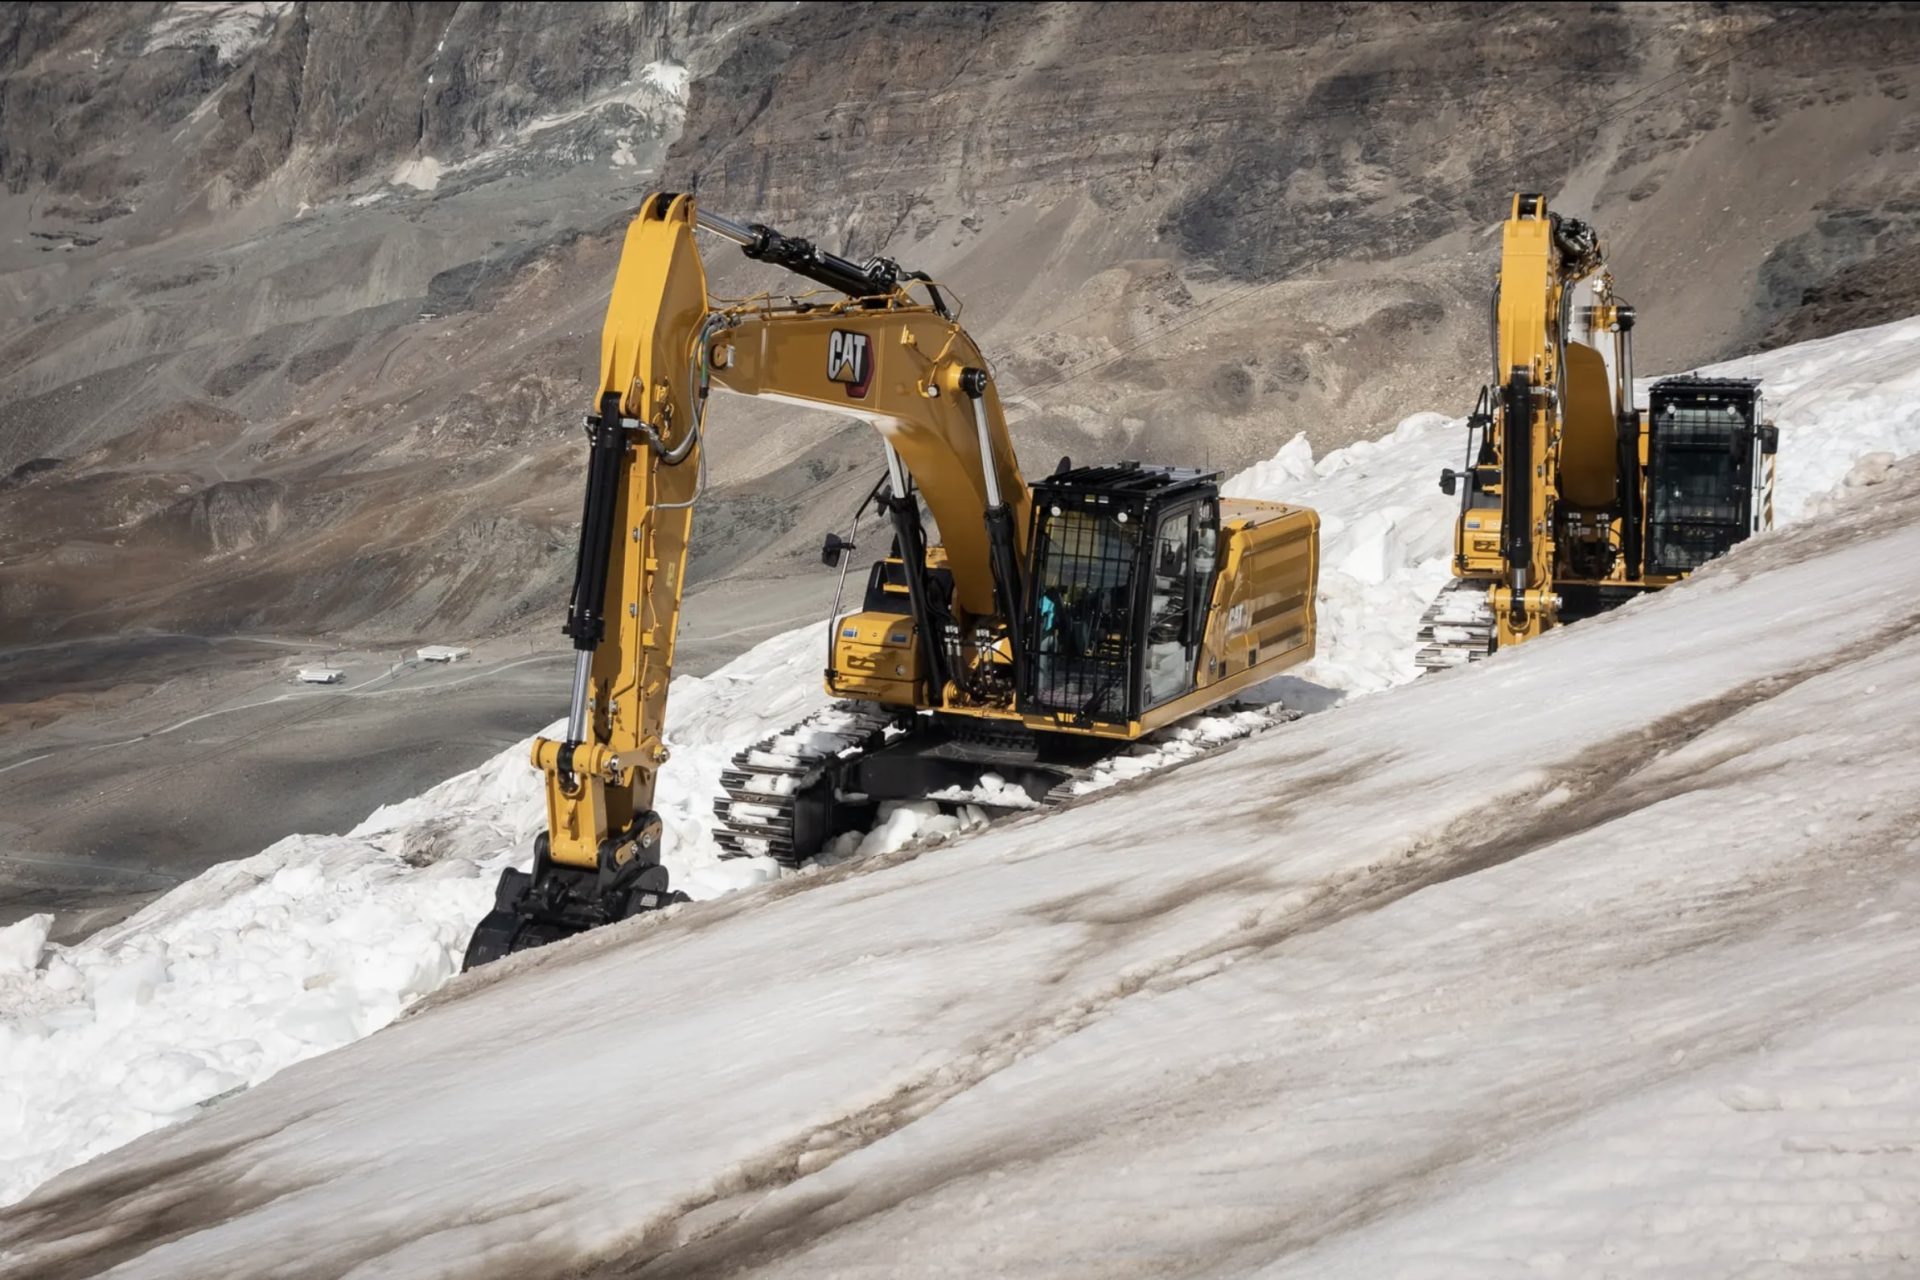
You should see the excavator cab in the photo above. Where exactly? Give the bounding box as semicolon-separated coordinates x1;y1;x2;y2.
1021;463;1223;725
1644;377;1776;577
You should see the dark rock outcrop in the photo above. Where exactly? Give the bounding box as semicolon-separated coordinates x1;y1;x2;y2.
0;2;1916;648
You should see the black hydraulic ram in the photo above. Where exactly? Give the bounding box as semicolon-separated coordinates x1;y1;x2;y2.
1613;305;1644;580
1500;368;1534;622
962;367;1028;699
558;390;631;776
877;452;952;702
694;207;951;316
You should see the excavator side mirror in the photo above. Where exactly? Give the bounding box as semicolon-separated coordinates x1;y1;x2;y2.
1439;468;1459;497
821;532;855;568
1760;424;1779;456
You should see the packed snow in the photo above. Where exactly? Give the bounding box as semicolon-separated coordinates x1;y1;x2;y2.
2;315;1919;1233
5;409;1918;1276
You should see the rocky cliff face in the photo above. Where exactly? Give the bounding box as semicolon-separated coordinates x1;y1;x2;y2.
2;1;1917;647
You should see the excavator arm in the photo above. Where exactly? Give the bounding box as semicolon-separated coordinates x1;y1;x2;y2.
464;192;1036;965
1482;193;1631;647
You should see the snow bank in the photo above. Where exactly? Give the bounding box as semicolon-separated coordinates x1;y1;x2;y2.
1692;312;1920;521
0;627;828;1207
5;314;1920;1211
1225;412;1460;696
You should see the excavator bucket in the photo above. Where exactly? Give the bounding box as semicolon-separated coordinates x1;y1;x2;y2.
463;836;687;970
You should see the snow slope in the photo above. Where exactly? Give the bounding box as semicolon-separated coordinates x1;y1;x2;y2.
1;314;1918;1228
0;629;830;1207
4;420;1918;1278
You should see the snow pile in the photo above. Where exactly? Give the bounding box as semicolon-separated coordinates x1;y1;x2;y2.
0;915;53;976
929;773;1042;810
822;802;990;862
0;627;830;1208
5;315;1920;1211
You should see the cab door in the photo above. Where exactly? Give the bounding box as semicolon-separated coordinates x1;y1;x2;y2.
1142;504;1199;708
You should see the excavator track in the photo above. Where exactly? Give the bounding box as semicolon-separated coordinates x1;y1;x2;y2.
712;699;1304;868
1414;580;1496;672
713;701;908;866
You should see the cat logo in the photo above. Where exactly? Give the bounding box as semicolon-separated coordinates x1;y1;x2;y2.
827;329;873;399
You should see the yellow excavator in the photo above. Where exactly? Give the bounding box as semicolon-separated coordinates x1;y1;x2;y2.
1416;193;1778;669
464;193;1319;967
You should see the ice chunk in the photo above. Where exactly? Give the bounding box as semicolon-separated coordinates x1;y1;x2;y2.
0;914;52;975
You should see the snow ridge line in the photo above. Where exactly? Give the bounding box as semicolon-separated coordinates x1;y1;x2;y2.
569;608;1920;1276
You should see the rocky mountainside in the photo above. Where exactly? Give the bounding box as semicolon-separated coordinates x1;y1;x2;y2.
2;1;1918;650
